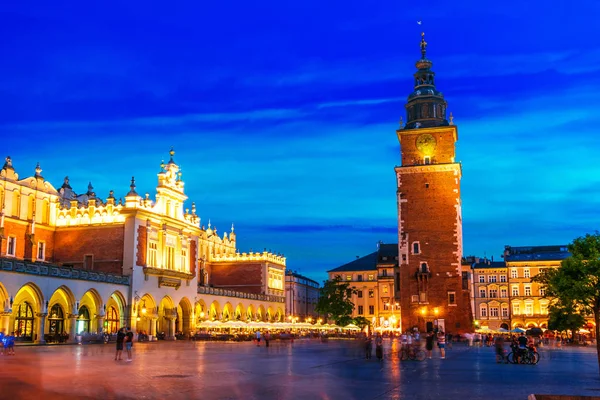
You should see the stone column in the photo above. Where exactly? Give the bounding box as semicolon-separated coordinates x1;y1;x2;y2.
1;312;10;335
68;314;78;343
170;318;176;339
150;317;157;337
97;316;105;334
35;313;47;344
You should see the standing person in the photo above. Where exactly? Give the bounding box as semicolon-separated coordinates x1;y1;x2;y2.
425;331;434;359
375;333;383;361
437;331;446;359
255;330;261;347
446;332;453;349
495;335;505;363
264;331;271;348
365;335;373;359
115;328;125;361
6;332;15;355
125;327;134;362
0;329;5;356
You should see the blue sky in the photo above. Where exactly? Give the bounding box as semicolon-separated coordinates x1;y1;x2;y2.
2;2;600;283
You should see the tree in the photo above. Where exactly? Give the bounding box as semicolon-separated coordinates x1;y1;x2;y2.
315;275;356;324
533;233;600;376
352;316;371;331
547;303;586;340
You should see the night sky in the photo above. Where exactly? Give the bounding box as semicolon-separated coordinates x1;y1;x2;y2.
2;2;599;284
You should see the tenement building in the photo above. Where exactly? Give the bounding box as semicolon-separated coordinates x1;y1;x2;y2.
284;271;320;321
471;259;510;330
328;244;400;329
504;245;568;329
0;150;285;343
395;33;472;333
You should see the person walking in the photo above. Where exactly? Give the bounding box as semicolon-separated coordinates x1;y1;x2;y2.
365;335;373;359
437;331;446;359
264;331;271;348
255;330;261;347
125;327;134;362
115;328;125;361
375;333;383;361
425;331;434;359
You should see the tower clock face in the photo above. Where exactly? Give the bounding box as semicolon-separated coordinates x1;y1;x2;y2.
416;133;436;153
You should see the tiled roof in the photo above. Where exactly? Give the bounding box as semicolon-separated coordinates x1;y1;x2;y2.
377;243;398;262
504;245;570;262
472;261;506;269
328;251;378;273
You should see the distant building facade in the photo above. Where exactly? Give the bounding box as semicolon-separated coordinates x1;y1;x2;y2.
285;271;319;321
471;260;510;330
504;245;569;330
328;244;400;329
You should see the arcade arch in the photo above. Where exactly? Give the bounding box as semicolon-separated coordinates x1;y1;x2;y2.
12;283;44;342
176;297;192;335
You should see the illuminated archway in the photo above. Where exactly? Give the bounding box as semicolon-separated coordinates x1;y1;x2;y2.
78;289;103;334
106;290;127;333
234;303;244;321
246;305;255;322
158;296;175;337
257;305;266;322
210;301;221;321
12;283;43;341
176;297;192;334
223;302;233;321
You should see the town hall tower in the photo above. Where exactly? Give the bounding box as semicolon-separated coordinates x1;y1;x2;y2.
396;33;472;333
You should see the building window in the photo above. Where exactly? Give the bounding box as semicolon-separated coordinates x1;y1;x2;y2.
413;242;420;254
411;295;419;303
524;286;531;296
358;305;364;315
37;241;45;261
479;288;486;298
7;236;16;256
490;307;499;317
512;303;520;315
525;303;533;316
165;246;176;269
382;269;387;277
488;275;497;283
512;286;519;297
540;303;548;315
500;275;507;283
13;302;34;340
511;269;517;279
148;242;158;267
424;156;431;165
524;269;530;278
383;285;388;294
357;274;363;282
357;290;363;298
368;305;374;315
368;290;374;298
500;288;508;298
539;287;546;296
489;289;498;298
420;263;428;273
448;291;456;305
479;275;485;283
180;249;188;272
480;305;487;317
501;305;509;317
346;275;352;281
383;303;389;311
368;274;374;281
106;306;119;333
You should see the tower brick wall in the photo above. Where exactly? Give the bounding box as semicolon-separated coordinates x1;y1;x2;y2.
209;261;264;294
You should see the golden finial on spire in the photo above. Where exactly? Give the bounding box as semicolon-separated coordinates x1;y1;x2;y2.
399;116;404;128
449;112;454;125
420;32;427;59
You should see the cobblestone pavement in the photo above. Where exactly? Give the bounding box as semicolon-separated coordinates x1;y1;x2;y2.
1;340;599;400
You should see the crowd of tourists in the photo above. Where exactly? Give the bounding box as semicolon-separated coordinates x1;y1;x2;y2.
0;330;16;355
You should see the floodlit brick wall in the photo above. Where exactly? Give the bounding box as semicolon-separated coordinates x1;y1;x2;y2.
54;225;125;274
136;225;147;267
209;261;264;294
1;220;29;259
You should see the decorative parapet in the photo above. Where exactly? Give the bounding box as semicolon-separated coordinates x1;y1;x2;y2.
143;266;194;283
0;257;130;285
211;251;286;266
197;285;285;304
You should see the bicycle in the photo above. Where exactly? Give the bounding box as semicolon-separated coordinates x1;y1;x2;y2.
507;346;539;365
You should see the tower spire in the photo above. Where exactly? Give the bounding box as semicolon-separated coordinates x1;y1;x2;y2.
402;32;449;130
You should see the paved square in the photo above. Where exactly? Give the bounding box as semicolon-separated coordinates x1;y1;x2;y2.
1;340;599;399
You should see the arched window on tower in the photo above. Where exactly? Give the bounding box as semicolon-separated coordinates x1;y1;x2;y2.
412;242;420;254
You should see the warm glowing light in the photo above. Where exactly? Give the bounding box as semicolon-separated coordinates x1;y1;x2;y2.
434;307;439;316
200;311;205;318
420;307;426;315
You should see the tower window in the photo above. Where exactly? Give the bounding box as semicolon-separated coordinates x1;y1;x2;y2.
412;242;420;254
420;263;428;273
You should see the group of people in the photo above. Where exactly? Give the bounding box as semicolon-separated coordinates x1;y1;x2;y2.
0;330;15;356
114;327;134;362
364;333;384;360
254;330;273;347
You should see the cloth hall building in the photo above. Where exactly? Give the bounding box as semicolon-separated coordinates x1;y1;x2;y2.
0;150;286;343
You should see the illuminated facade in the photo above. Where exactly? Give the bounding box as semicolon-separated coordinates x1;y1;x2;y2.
285;271;320;321
0;150;285;343
396;33;472;333
328;244;400;330
504;245;567;329
471;260;510;330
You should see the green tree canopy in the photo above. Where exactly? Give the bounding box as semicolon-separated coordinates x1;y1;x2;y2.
533;232;600;376
352;316;371;330
315;275;355;324
547;303;586;336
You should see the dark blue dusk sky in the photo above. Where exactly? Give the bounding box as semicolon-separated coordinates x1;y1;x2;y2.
2;2;599;283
